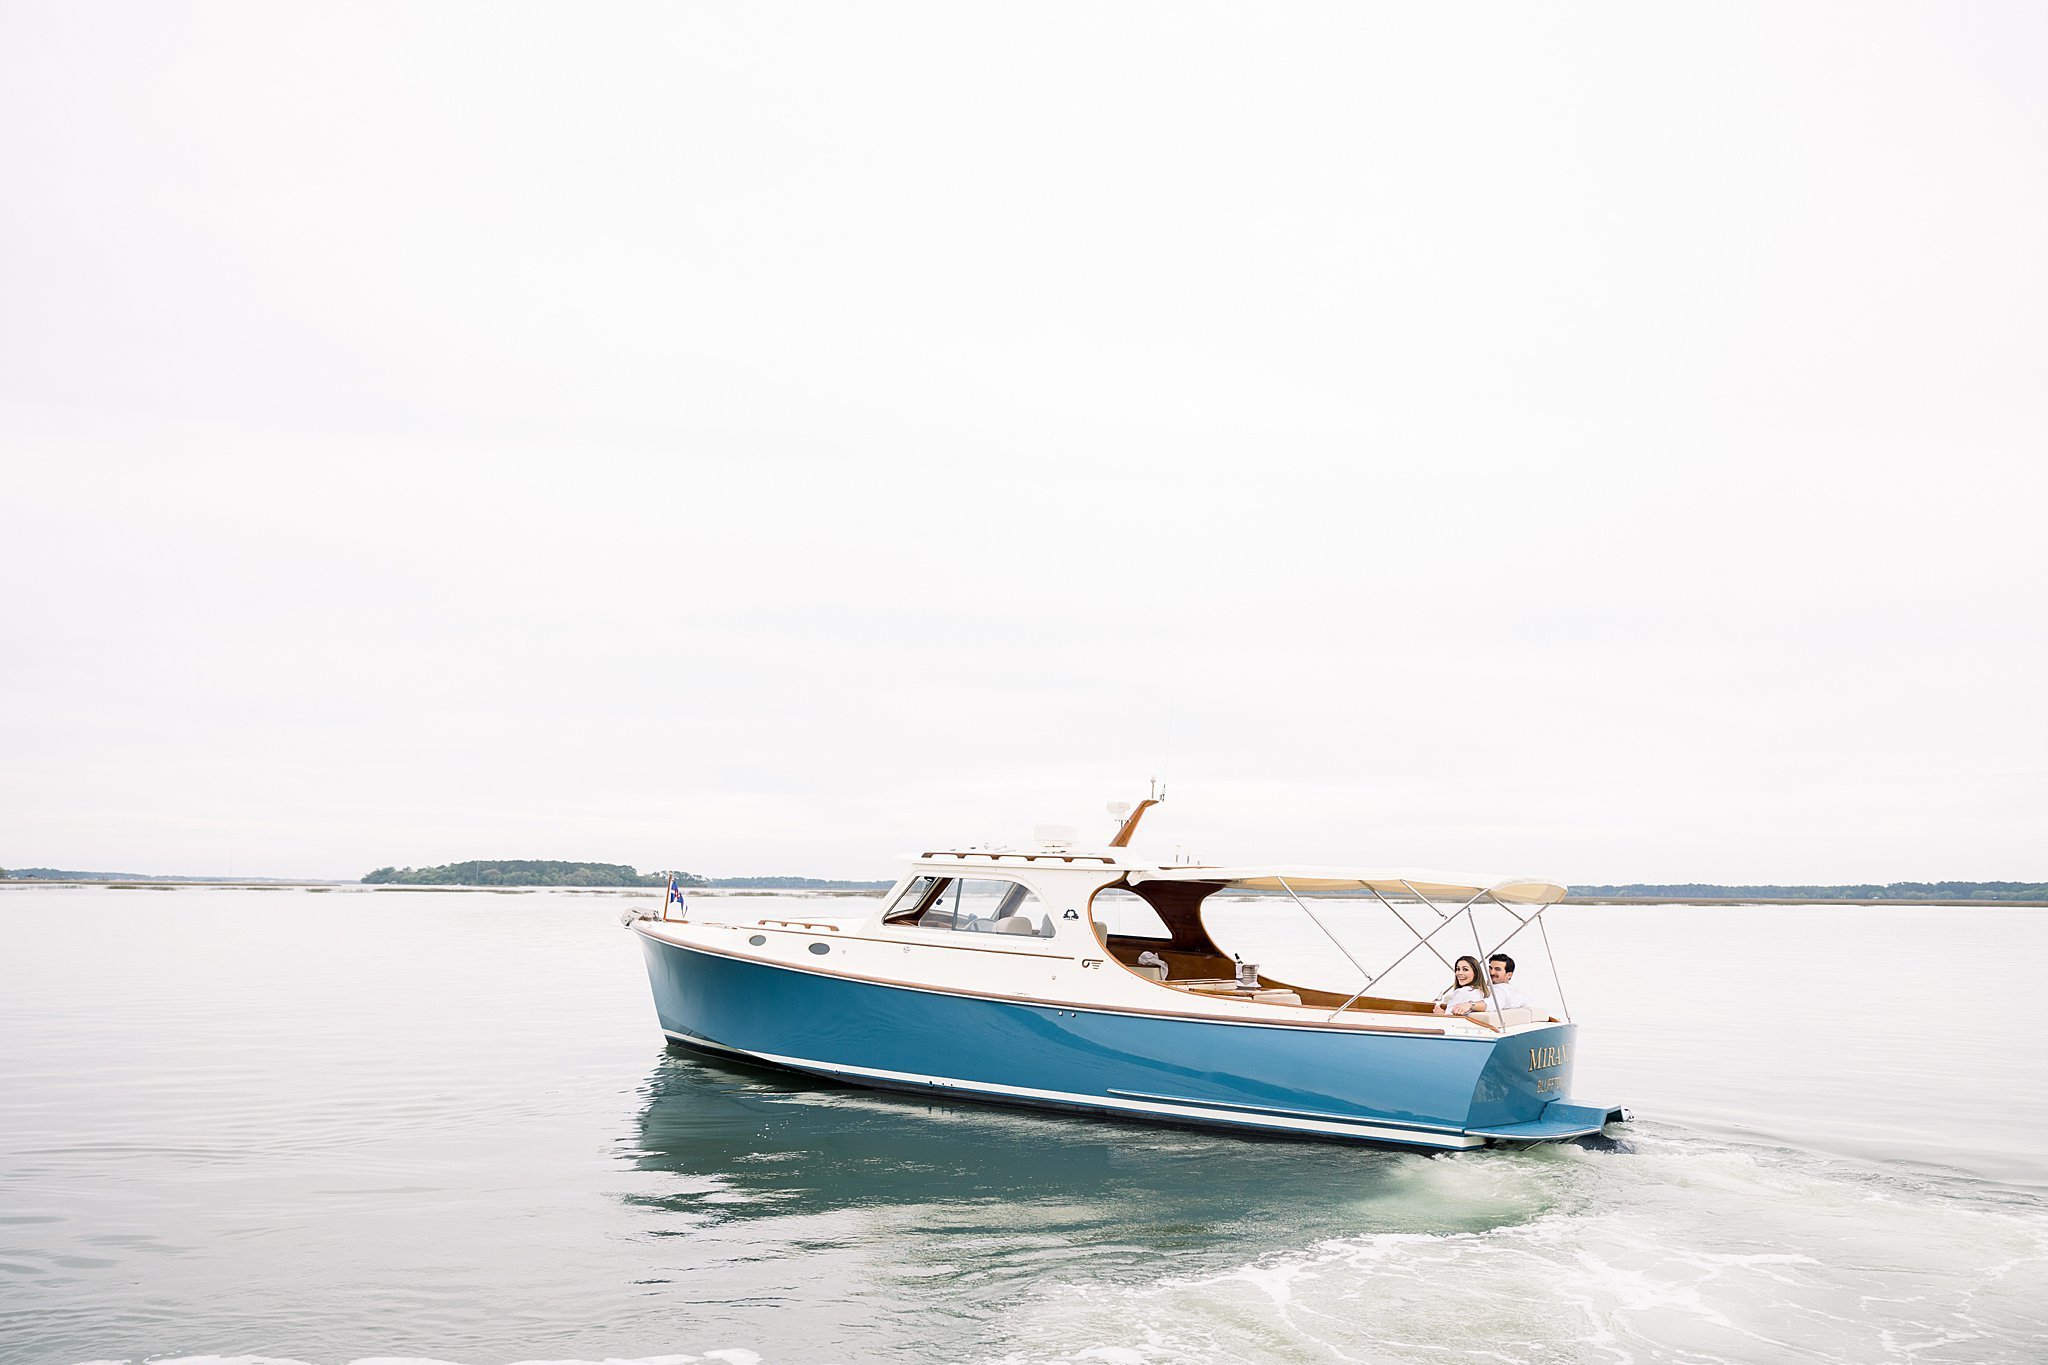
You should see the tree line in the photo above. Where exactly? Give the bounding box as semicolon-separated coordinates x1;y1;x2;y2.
1566;881;2048;901
361;861;707;887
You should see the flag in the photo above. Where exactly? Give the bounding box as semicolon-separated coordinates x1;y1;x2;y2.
667;875;688;917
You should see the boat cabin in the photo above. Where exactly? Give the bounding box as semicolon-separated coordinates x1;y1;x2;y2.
858;840;1568;1031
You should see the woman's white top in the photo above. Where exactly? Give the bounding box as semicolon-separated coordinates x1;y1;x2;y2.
1437;984;1488;1011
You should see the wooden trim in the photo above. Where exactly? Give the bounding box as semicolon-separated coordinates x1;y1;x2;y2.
1254;975;1440;1015
637;925;1453;1037
1108;798;1162;848
920;852;1116;864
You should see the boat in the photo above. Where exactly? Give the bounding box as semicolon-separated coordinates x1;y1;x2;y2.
624;797;1630;1151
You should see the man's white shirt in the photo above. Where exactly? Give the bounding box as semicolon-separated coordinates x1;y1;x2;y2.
1485;979;1533;1011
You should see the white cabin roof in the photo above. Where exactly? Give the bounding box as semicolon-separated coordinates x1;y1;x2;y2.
894;849;1569;906
900;848;1126;868
1126;865;1568;906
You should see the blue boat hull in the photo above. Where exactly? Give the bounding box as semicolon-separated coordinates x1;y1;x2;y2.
637;932;1593;1150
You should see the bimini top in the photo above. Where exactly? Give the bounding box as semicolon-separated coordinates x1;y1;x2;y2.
1127;865;1568;906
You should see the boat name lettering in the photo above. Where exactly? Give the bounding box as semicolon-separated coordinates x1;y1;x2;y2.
1527;1044;1570;1072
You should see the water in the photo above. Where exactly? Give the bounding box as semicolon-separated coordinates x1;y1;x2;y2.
2;886;2044;1364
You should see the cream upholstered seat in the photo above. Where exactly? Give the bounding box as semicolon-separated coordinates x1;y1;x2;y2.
990;915;1036;935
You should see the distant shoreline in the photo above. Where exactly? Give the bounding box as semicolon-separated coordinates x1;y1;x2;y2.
12;868;2040;903
1559;895;2048;907
1;880;2043;907
0;879;892;897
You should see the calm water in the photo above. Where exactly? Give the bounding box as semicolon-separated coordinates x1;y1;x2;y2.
2;886;2044;1364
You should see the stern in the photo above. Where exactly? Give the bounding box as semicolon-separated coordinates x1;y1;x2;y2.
1460;1023;1614;1142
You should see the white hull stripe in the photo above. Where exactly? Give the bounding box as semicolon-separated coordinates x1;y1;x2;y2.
1103;1087;1461;1135
661;1029;1485;1149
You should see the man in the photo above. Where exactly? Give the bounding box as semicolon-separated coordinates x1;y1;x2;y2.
1485;954;1533;1012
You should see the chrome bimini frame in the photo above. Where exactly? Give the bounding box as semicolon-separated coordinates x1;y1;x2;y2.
1266;875;1571;1025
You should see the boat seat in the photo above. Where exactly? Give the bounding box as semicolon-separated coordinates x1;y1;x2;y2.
1490;1006;1537;1026
1251;989;1303;1006
920;910;986;931
1092;922;1109;946
989;915;1037;935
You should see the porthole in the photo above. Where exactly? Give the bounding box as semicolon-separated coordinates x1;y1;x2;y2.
808;942;831;955
749;934;767;946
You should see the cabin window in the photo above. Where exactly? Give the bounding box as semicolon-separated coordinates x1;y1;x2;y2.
883;875;1053;938
885;875;945;918
1089;886;1170;940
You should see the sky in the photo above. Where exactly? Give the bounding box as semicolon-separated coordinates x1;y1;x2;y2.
3;2;2045;883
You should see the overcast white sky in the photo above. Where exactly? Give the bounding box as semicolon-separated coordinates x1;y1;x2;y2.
3;3;2044;883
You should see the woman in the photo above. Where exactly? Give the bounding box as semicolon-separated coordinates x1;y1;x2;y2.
1432;955;1490;1015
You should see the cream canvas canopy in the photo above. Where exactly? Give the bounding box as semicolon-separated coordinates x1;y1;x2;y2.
1127;866;1568;907
1133;864;1574;1022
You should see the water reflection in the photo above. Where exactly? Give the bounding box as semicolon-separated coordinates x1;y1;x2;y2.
622;1045;1566;1254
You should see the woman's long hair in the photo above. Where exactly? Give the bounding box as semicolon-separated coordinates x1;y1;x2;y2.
1442;954;1485;999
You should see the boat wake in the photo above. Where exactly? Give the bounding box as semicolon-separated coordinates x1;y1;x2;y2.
980;1126;2048;1365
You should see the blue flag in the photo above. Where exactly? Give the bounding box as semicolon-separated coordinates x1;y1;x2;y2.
667;876;688;917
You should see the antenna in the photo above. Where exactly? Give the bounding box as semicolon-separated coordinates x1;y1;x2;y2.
1161;708;1173;802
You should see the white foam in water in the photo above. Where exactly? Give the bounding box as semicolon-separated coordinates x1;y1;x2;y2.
985;1132;2048;1365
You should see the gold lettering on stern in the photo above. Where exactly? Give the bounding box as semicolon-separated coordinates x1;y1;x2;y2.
1526;1043;1571;1072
